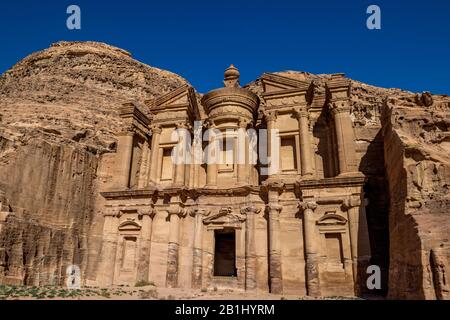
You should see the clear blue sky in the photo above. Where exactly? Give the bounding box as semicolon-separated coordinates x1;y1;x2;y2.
0;0;449;94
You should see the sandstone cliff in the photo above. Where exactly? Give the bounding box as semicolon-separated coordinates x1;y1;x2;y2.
0;41;187;285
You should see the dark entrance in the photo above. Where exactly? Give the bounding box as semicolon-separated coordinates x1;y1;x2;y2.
213;229;237;276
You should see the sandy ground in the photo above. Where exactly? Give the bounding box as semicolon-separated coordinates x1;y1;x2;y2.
0;284;367;300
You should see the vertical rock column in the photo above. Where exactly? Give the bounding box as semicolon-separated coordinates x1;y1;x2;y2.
206;126;218;187
191;209;210;289
295;109;314;177
116;131;134;188
137;140;150;188
149;125;162;184
265;112;279;176
300;201;321;296
267;203;283;294
136;208;155;282
344;197;371;290
166;198;185;288
242;206;260;291
331;102;357;175
174;123;188;187
98;210;120;286
237;119;249;184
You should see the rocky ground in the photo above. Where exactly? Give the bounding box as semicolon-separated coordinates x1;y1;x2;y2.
0;284;363;300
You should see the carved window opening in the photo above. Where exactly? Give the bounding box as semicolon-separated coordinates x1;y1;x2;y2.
213;229;237;277
160;147;174;181
325;233;345;269
280;136;297;172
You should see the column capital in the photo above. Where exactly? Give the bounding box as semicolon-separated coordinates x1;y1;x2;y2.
238;117;251;129
190;208;211;217
168;207;188;218
150;124;162;134
342;197;362;210
138;208;156;218
264;110;278;122
103;208;120;217
175;121;191;130
267;203;283;214
293;108;309;119
241;205;261;215
329;100;351;115
298;201;318;212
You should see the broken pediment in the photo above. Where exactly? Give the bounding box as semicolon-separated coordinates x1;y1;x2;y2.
260;73;311;93
150;84;200;122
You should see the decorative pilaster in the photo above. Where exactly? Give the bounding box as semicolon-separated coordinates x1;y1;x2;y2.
206;124;218;187
174;122;189;187
149;125;162;184
265;111;278;176
267;203;283;294
342;197;371;293
237;118;249;184
294;109;314;177
191;209;210;289
116;130;134;188
241;205;260;291
137;140;150;188
299;201;321;296
330;101;357;175
326;75;358;175
136;208;156;282
98;209;120;286
166;201;187;288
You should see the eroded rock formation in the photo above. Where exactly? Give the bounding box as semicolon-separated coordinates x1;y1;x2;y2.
0;41;187;285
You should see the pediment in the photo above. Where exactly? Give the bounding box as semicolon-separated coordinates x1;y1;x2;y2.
118;220;141;231
316;213;347;226
151;84;200;120
203;207;246;226
261;73;311;93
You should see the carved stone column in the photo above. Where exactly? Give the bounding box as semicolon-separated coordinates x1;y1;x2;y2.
136;208;155;282
149;125;162;183
237;119;249;184
265;111;278;176
166;201;186;288
343;197;371;291
299;201;321;296
174;122;189;187
206;125;218;187
267;203;283;294
330;101;357;175
98;209;120;286
137;140;150;188
241;205;260;291
294;109;314;176
191;209;210;289
116;130;134;188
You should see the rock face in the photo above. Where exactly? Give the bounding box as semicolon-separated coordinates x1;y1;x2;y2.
0;42;448;299
0;41;187;285
382;92;450;299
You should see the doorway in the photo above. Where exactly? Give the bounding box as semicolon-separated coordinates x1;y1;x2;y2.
213;229;237;277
